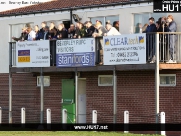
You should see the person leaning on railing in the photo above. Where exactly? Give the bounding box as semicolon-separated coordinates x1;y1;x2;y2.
104;23;121;36
166;15;177;63
57;23;68;39
84;21;96;37
145;17;157;63
27;27;36;41
12;27;28;41
92;21;108;65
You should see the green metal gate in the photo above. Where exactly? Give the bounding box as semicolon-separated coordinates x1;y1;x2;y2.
62;79;76;123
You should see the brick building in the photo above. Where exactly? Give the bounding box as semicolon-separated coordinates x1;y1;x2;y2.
0;0;181;135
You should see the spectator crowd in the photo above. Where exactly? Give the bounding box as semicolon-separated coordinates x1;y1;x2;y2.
12;20;120;65
12;15;177;64
12;20;120;42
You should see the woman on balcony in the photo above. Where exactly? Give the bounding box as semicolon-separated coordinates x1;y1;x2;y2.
166;15;177;63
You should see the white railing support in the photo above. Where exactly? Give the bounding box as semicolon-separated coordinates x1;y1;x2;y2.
21;107;25;124
160;112;165;136
0;107;2;123
62;109;67;123
92;110;97;123
47;108;51;124
124;110;129;133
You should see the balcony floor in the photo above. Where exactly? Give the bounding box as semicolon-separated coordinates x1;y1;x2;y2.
10;64;156;73
10;63;181;73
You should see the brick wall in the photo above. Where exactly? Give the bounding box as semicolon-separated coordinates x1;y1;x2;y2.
0;70;181;125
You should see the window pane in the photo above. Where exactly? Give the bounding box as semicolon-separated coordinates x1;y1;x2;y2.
160;75;176;85
90;17;104;26
134;13;149;33
100;77;113;85
105;16;119;26
11;23;34;42
151;13;167;23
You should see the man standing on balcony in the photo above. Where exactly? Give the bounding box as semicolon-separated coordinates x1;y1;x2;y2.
145;17;157;63
166;15;177;63
92;21;107;65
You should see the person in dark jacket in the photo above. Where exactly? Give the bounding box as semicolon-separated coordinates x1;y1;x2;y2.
84;21;96;37
49;22;58;38
43;26;51;40
92;21;107;65
57;23;68;39
146;17;157;63
12;27;28;41
68;24;76;38
166;15;177;63
34;25;43;40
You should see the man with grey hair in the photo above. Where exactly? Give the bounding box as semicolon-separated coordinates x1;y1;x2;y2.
104;23;121;36
43;26;50;40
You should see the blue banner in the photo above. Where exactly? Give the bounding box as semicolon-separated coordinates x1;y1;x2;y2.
56;52;95;67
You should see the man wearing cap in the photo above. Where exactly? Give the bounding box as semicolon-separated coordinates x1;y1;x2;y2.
84;21;96;37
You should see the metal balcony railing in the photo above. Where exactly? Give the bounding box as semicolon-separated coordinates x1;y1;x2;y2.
9;32;181;68
146;32;181;63
9;37;103;67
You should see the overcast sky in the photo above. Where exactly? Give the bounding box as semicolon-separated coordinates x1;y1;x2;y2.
0;0;52;12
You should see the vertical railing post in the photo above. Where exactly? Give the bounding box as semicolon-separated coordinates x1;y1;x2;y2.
92;110;97;124
40;67;44;124
75;70;78;123
124;110;129;133
155;33;159;126
47;108;51;124
9;43;12;124
113;67;117;123
62;109;67;123
160;112;165;136
0;107;2;124
47;108;51;130
21;107;25;124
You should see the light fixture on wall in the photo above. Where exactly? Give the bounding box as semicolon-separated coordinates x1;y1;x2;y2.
72;14;81;22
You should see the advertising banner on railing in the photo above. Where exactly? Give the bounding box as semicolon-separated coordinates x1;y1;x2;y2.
56;38;95;67
103;33;146;65
16;40;50;67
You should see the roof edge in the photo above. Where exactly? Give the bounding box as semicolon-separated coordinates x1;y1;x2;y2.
0;0;153;17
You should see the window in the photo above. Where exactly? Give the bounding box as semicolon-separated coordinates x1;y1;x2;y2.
98;75;113;86
90;15;119;26
11;23;34;42
134;13;167;33
159;74;176;86
37;76;50;87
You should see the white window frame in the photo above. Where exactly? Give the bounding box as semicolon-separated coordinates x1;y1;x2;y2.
98;75;113;86
37;76;50;87
159;74;176;87
90;15;119;26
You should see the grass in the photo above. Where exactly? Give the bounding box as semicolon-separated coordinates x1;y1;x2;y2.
0;131;160;136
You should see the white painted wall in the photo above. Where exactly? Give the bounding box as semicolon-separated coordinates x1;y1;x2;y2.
1;2;180;73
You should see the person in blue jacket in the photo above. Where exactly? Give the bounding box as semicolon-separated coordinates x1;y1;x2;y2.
166;15;177;63
145;17;157;63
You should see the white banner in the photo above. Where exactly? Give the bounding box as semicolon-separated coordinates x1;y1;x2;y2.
103;33;146;65
16;40;50;67
56;38;95;67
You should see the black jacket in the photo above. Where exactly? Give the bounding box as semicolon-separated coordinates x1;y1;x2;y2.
57;29;68;39
43;31;51;40
145;24;157;33
85;25;96;37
